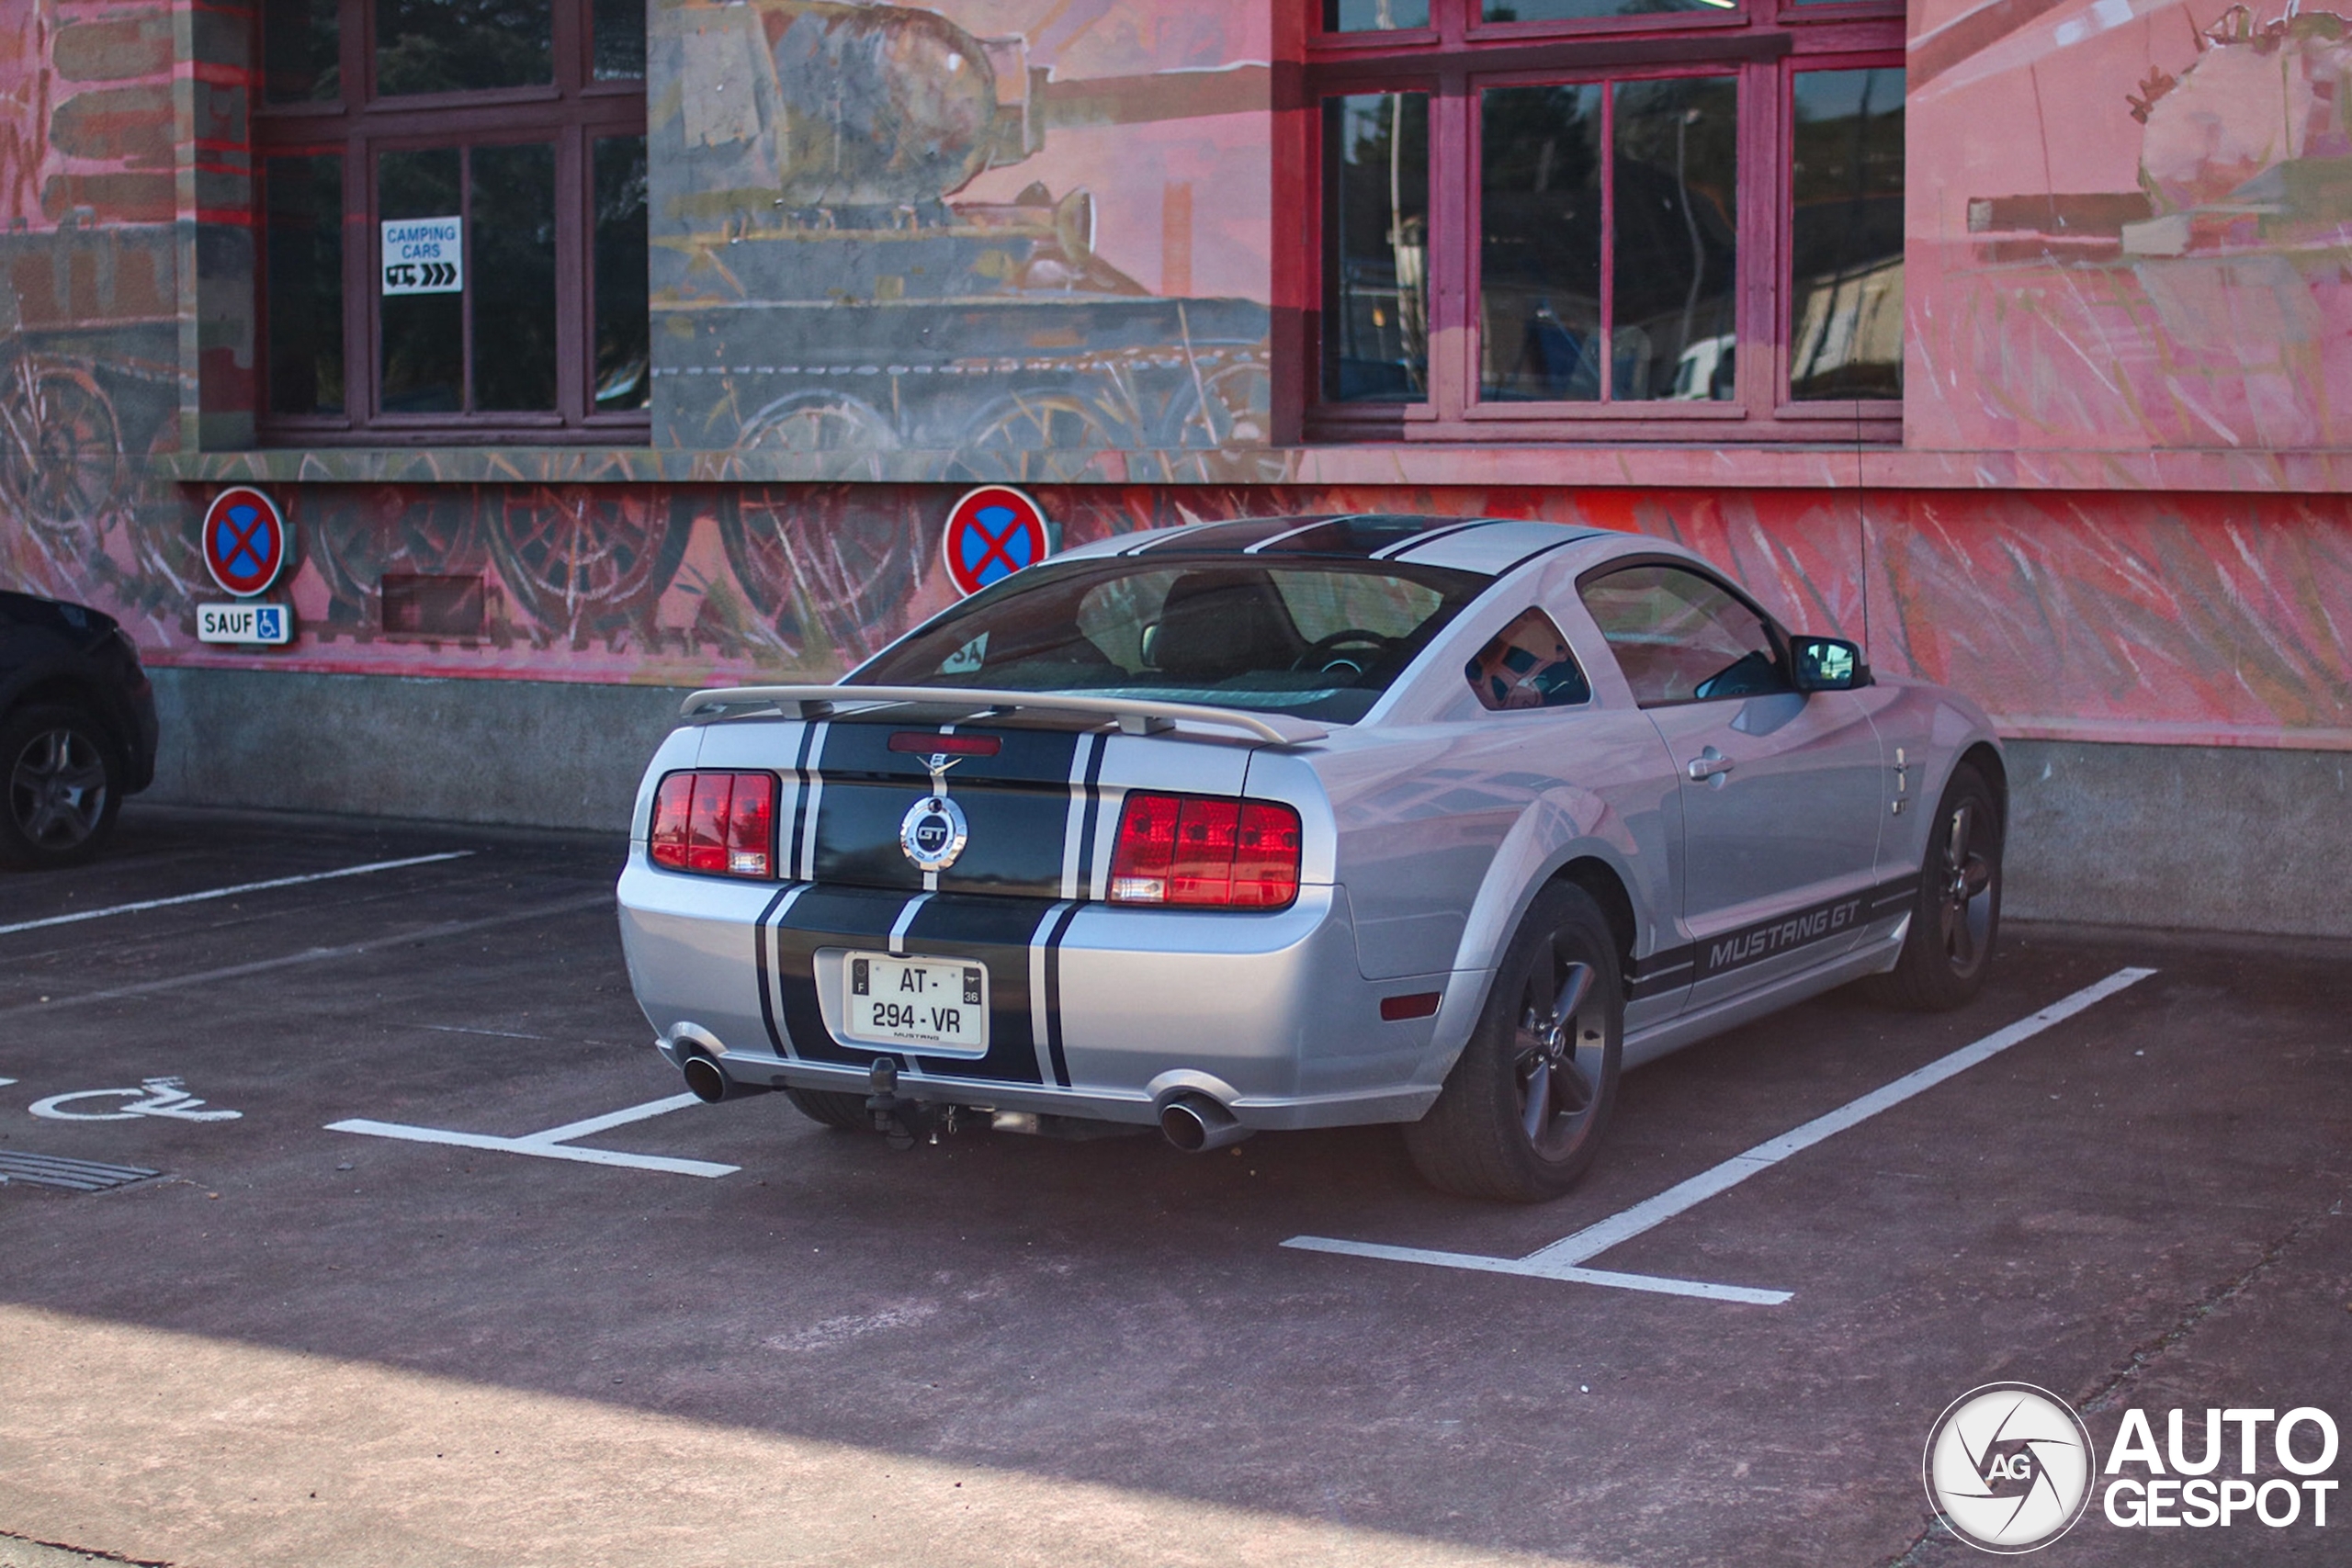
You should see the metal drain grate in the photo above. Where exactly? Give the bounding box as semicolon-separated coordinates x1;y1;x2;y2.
0;1151;164;1192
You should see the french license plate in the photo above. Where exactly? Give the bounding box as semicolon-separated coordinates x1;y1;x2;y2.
843;951;989;1052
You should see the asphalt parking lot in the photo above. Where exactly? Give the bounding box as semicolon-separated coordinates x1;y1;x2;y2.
2;806;2346;1568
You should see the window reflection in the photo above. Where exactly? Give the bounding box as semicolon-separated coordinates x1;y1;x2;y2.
1327;0;1432;28
1486;0;1736;20
594;0;645;78
472;143;558;411
1790;68;1903;400
376;0;552;95
594;136;650;411
265;155;345;413
1612;76;1737;402
378;149;463;412
1479;84;1602;401
1479;76;1736;404
263;0;341;104
1325;93;1430;403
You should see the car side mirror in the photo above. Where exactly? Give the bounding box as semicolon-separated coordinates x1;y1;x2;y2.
1790;636;1870;692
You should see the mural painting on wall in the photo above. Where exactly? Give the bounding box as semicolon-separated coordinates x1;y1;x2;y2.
0;0;222;626
1913;0;2352;452
647;0;1276;478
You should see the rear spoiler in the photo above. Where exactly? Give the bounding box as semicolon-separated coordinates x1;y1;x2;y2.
676;684;1329;747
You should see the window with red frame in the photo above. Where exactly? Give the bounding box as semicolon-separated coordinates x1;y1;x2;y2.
254;0;648;442
1309;0;1902;442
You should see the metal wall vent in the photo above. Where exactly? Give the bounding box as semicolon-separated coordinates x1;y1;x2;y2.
0;1152;164;1192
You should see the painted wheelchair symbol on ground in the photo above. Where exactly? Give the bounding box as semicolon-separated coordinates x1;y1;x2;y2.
29;1077;243;1122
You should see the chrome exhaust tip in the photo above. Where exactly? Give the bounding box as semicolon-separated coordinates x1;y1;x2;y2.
680;1052;766;1103
1159;1092;1251;1154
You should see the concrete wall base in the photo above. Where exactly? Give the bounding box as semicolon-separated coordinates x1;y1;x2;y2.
144;668;2352;938
146;667;691;833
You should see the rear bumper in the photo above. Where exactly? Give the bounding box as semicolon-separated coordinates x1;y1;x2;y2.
616;856;1450;1129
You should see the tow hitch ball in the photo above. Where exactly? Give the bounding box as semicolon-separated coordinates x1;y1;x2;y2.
865;1057;959;1151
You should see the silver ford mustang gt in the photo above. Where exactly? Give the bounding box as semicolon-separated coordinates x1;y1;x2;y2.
616;516;2005;1201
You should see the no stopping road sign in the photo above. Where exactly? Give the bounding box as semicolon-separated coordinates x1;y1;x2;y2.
201;487;288;597
942;486;1049;598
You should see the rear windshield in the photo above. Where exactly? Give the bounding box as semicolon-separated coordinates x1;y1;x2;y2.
854;558;1487;723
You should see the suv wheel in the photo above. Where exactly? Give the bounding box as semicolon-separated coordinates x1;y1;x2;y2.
0;704;122;869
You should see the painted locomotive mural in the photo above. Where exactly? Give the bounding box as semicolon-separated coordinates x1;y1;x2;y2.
648;0;1273;475
1913;0;2352;452
0;0;2342;756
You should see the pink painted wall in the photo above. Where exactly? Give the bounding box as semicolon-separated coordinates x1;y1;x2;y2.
0;0;2341;758
1908;0;2352;453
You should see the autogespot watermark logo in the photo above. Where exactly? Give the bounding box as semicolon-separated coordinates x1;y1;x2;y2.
1923;1383;2096;1552
1925;1384;2343;1553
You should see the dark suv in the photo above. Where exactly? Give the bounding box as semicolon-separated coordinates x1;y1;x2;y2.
0;590;159;868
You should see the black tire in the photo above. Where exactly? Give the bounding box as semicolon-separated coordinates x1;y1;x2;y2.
1403;883;1624;1202
1871;763;2003;1011
783;1086;873;1132
0;704;122;870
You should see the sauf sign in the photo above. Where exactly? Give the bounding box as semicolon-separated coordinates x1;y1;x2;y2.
381;217;462;294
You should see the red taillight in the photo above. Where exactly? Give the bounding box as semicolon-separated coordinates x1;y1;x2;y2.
1109;792;1301;909
650;771;776;878
650;773;693;869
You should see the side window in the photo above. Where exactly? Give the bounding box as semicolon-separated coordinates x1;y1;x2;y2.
1464;608;1590;711
1578;565;1789;708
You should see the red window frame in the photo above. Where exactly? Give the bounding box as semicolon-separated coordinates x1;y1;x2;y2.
1294;0;1903;445
250;0;647;445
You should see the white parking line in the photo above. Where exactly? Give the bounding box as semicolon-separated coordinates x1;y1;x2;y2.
328;1092;739;1179
0;892;611;1018
0;851;475;937
1284;965;2157;1304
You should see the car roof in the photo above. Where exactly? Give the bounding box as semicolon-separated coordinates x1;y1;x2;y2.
1054;514;1622;578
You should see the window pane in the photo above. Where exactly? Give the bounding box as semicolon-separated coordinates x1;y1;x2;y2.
1485;0;1736;20
1580;565;1787;707
471;142;557;412
1326;0;1431;27
1478;84;1602;402
1612;76;1736;401
594;136;650;411
1324;93;1429;403
376;0;552;96
594;0;645;79
1465;609;1590;710
379;148;462;412
265;155;345;414
1790;68;1903;400
262;0;340;104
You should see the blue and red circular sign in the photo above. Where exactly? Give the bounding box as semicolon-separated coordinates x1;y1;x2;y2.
942;486;1049;598
200;486;288;597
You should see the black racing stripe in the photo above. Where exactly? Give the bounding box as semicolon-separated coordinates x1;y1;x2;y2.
1073;736;1108;896
1039;901;1084;1087
772;886;908;1071
1692;874;1926;982
1125;516;1332;555
1487;535;1595;575
899;894;1058;1084
783;721;821;880
769;886;1053;1085
1244;515;1451;557
752;884;797;1058
807;723;1082;898
1871;875;1922;911
1368;518;1496;559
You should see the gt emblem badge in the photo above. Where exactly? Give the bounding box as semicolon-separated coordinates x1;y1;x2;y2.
899;752;970;873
